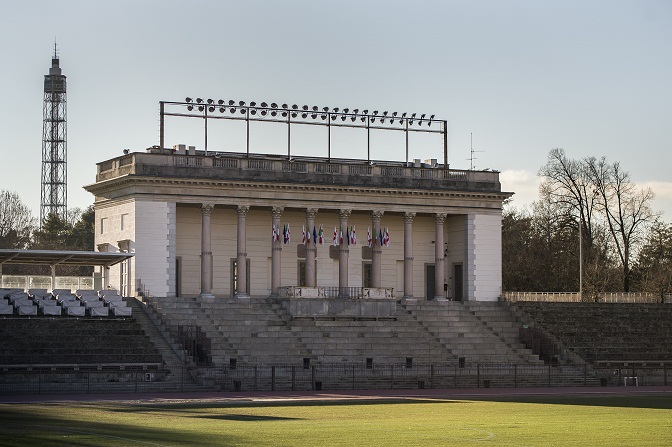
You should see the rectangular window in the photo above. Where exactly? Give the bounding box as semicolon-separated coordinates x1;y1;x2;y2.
100;217;107;234
120;213;129;231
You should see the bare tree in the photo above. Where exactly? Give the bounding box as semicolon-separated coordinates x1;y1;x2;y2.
538;148;600;250
0;190;35;249
585;159;658;291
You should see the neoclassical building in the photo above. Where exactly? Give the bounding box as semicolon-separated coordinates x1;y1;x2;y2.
86;147;510;303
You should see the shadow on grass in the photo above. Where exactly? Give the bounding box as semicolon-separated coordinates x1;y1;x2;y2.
192;414;303;421
464;394;672;410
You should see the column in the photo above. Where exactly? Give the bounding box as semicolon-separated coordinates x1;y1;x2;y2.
271;206;283;296
371;211;384;288
305;208;318;287
236;205;250;298
435;213;447;300
200;203;215;299
338;209;351;296
403;212;415;301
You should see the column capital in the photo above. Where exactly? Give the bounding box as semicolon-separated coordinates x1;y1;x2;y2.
435;213;447;224
372;210;384;220
404;212;416;223
271;206;284;219
306;208;318;219
201;203;215;215
339;209;351;219
237;205;250;216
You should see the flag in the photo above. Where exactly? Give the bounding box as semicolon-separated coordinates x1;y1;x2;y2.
313;225;317;244
351;225;357;245
339;229;344;246
302;225;306;244
333;226;338;246
318;225;324;245
282;224;287;244
272;225;277;242
384;227;390;247
346;226;350;245
379;228;384;247
286;223;291;244
367;227;372;247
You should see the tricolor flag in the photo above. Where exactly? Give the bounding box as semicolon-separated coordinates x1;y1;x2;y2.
318;225;324;245
302;225;306;244
383;227;390;247
345;226;350;246
339;229;344;246
313;226;317;244
350;225;357;245
272;225;277;242
286;223;291;244
379;228;384;247
367;227;372;247
333;226;338;246
282;224;287;244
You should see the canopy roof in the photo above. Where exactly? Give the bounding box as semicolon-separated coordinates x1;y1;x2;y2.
0;249;133;267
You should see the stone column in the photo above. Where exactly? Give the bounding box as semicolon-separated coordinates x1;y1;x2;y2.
305;208;318;287
338;209;351;296
271;206;283;296
236;205;250;298
403;212;416;302
200;203;215;299
371;211;384;288
435;213;447;300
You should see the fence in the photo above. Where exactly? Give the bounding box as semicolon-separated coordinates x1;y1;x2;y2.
0;275;94;291
4;361;669;396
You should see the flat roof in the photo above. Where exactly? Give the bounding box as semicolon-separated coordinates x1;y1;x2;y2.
0;249;133;267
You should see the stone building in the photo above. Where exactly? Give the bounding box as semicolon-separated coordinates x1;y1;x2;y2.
85;146;510;305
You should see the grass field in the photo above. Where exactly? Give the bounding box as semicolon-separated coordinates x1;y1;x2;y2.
1;394;671;446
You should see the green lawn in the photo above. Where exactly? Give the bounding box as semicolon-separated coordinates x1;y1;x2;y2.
0;395;670;446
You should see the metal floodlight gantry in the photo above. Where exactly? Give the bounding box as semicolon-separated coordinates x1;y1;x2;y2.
159;97;447;164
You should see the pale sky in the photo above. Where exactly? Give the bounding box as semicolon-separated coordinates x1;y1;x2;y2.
2;1;671;219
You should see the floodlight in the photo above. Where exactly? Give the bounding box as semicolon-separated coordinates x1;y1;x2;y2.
311;113;317;119
271;110;277;116
261;110;267;116
323;107;329;112
282;111;288;117
321;114;327;120
341;115;347;121
196;98;203;104
302;105;309;110
333;107;339;113
352;109;358;114
331;114;338;121
282;103;288;108
250;109;257;115
261;102;268;107
219;107;225;113
230;108;236;113
207;99;214;104
240;109;246;114
302;113;308;118
293;104;299;109
229;100;235;106
411;113;416;118
312;106;319;111
250;101;257;107
401;112;407;118
239;101;245;106
373;110;378;115
362;110;368;115
208;106;215;112
187;105;193;111
185;97;193;103
392;112;397;117
271;103;278;108
291;112;297;118
218;99;225;105
343;108;349;113
383;111;388;116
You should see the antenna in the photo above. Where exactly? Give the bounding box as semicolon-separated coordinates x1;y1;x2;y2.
467;132;483;170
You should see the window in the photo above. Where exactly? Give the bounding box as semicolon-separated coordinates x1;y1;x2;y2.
120;213;129;231
100;217;107;234
230;259;250;296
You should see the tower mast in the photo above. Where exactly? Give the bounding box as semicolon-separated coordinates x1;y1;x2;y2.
40;43;67;225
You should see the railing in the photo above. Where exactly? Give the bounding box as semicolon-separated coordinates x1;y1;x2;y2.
278;286;394;299
96;152;502;191
502;291;671;303
0;275;94;290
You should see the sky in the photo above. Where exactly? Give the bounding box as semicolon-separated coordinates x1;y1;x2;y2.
2;0;671;219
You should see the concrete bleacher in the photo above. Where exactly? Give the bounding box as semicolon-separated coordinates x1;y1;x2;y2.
143;295;544;368
0;318;163;367
0;288;132;317
512;302;672;363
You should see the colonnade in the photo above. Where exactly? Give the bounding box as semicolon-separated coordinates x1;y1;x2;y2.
197;204;449;300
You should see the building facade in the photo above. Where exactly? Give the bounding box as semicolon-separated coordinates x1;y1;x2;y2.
86;147;510;302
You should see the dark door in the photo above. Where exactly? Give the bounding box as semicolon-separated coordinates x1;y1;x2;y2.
426;264;435;300
453;264;463;301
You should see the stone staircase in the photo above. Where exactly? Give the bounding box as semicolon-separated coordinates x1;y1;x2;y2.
401;300;542;364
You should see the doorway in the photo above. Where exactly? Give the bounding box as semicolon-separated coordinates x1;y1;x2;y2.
453;263;463;301
425;264;435;300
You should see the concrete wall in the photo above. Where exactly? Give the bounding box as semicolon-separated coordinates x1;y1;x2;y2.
466;213;502;301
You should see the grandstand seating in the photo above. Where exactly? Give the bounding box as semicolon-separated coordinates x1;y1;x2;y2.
512;302;672;363
0;288;132;317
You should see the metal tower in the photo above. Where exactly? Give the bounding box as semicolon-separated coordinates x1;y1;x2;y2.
40;44;67;225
